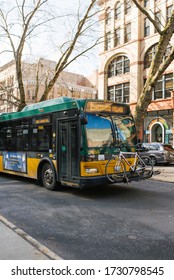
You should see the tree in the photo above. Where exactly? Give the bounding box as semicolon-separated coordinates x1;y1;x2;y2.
0;0;99;111
0;0;50;110
132;0;174;133
39;0;99;102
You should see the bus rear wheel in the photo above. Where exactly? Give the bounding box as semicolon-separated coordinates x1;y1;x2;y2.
41;163;56;190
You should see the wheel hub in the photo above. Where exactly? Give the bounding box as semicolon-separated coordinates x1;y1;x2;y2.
44;168;53;185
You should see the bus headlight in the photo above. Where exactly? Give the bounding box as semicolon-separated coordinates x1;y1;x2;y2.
85;168;98;174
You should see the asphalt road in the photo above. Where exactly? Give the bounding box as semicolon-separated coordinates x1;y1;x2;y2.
0;173;174;260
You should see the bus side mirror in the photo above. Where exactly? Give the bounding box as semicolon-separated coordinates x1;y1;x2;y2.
80;113;88;125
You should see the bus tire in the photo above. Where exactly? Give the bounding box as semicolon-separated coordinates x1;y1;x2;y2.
41;162;57;190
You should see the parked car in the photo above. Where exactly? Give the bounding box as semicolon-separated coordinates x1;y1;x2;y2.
140;142;174;165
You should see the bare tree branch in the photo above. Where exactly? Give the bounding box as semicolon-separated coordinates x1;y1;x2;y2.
39;0;98;102
0;0;99;111
132;0;163;35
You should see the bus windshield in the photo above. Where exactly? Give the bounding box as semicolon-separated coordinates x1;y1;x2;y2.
86;113;137;148
112;116;137;147
86;114;113;147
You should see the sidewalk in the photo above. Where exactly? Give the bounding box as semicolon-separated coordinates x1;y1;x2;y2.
0;215;62;260
151;165;174;183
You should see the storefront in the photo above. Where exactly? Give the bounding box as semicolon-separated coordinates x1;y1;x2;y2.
143;110;173;145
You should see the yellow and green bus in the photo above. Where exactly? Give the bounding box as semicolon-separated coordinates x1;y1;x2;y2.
0;97;148;190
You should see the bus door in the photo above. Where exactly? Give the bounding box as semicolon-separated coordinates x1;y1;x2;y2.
57;119;80;186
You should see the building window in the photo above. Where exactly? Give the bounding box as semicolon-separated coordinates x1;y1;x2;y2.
144;0;149;7
153;73;173;100
106;7;111;25
114;28;121;47
107;83;130;103
124;23;131;43
125;0;131;15
144;44;157;69
167;5;173;22
105;31;111;50
155;11;162;33
27;90;31;100
108;56;130;77
115;2;121;20
144;17;150;37
144;43;172;69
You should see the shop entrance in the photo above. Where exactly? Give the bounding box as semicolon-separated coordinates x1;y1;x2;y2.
151;123;163;142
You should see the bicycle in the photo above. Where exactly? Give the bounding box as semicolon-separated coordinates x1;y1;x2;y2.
105;148;153;183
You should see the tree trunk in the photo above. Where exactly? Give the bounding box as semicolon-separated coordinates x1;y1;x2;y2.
16;55;26;111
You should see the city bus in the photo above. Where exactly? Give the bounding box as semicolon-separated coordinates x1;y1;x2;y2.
0;97;151;190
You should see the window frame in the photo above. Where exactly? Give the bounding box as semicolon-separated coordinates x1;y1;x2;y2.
125;0;131;15
106;7;111;25
107;82;130;103
108;56;130;78
152;73;173;100
144;44;172;69
124;22;131;43
166;5;173;22
144;17;150;37
114;28;121;47
154;11;162;33
105;31;112;51
115;2;121;20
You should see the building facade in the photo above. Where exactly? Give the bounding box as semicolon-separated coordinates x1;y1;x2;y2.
0;58;97;113
98;0;174;146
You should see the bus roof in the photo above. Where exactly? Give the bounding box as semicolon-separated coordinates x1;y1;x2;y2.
0;97;81;122
0;97;129;122
21;96;74;112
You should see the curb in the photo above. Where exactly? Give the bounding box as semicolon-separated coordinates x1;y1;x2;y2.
0;215;63;260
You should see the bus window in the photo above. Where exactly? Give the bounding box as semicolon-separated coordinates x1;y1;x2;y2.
1;126;15;150
15;126;29;151
0;126;6;149
113;116;137;147
86;114;113;147
31;125;52;151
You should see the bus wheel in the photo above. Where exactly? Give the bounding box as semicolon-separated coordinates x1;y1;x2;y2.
41;163;56;190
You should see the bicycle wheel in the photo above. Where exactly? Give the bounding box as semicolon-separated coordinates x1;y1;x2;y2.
105;157;126;183
135;156;153;178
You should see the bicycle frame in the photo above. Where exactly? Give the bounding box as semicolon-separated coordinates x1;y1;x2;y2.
116;151;139;172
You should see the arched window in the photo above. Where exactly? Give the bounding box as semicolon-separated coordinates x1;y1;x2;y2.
115;2;121;20
108;56;130;77
144;43;172;69
106;7;111;25
125;0;131;15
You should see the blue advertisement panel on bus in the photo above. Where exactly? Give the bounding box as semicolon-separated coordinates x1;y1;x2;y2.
3;152;27;173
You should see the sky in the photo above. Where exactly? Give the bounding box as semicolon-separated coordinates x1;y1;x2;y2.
0;0;99;77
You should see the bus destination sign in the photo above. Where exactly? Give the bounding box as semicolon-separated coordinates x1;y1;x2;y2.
33;116;50;125
85;101;125;113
